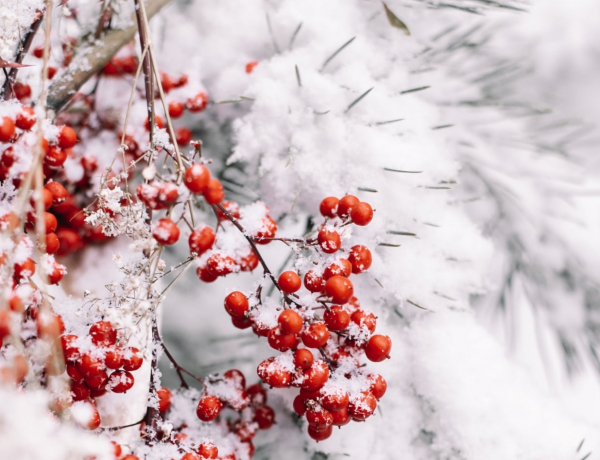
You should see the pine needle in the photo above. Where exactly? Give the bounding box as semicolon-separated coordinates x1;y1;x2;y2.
345;87;374;113
321;37;356;72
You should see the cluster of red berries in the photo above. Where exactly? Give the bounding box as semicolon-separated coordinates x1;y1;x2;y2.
216;195;390;441
59;321;144;428
194;370;275;459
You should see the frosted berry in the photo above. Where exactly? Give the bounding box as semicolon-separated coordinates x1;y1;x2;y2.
107;370;134;393
301;360;329;391
317;228;341;254
257;357;292;388
90;321;117;346
267;328;297;352
348;245;372;274
196;395;223;422
368;373;387;399
307;424;333;441
304;270;324;293
16;106;36;130
184;164;210;194
301;322;330;349
186;92;209;112
198;442;218;459
337;195;359;218
323;306;350;331
123;347;143;371
322;259;352;279
319;196;339;218
188;226;216;255
348;391;377;421
152;218;180;245
0;117;16;143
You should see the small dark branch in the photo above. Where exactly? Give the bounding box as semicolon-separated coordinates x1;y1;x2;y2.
100;418;145;432
95;0;114;39
1;11;44;99
145;319;163;445
134;0;155;141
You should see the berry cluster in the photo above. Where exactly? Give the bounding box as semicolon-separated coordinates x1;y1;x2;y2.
215;195;391;441
61;321;144;417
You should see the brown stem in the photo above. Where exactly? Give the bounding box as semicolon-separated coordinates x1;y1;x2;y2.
134;0;155;143
95;0;114;38
1;11;44;99
144;319;163;445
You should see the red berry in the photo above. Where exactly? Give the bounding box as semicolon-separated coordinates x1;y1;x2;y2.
319;197;339;218
85;370;109;390
267;327;297;352
254;405;275;429
44;182;68;203
77;353;104;378
351;309;377;333
278;271;301;294
122;347;143;371
152;218;180;245
278;309;303;335
105;348;123;369
320;385;349;412
41;212;57;233
56;227;83;256
58;125;77;149
304;270;324;293
224;291;249;317
13;82;32;101
246;383;267;407
181;454;201;460
348;391;377;421
89;321;117;346
323;306;350;331
365;334;392;362
46;261;66;284
47;67;57;79
348;245;372;274
184;164;210;194
197;265;218;283
0;117;16;143
157;387;172;412
293;348;314;370
176;127;192;146
254;217;277;244
324;276;354;304
198;442;218;459
301;322;330;348
168;101;184;118
144;115;164;130
293;394;307;416
196;395;222;421
203;178;225;205
245;61;259;74
108;370;135;393
45;232;60;254
186;92;208;112
351;202;373;226
317;228;341;254
231;315;252;329
70;380;91;401
66;362;84;381
14;258;36;280
337;195;359;218
44;145;67;168
257;357;292;388
301;360;329;392
368;373;387;399
16;106;36;130
239;251;259;271
215;200;240;221
224;369;246;389
188;226;216;255
322;259;352;279
331;406;351;426
206;253;237;276
60;334;80;361
306;406;333;431
307;424;333;441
